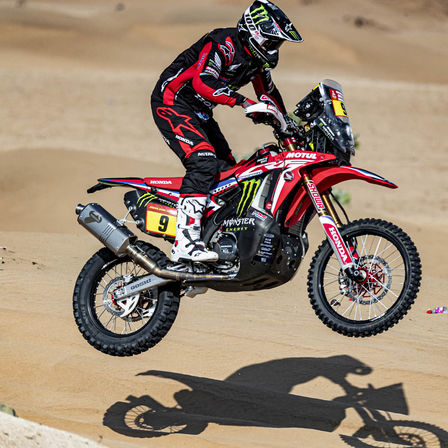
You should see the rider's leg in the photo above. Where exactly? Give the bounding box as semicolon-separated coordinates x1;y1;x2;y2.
202;117;237;171
171;150;219;262
150;100;219;262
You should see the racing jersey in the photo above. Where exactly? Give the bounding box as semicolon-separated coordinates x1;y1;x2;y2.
152;27;286;114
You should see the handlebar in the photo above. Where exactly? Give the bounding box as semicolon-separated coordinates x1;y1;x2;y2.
244;102;304;151
244;102;289;132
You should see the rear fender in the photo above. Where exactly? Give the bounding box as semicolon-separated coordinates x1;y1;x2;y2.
87;177;151;194
285;166;397;227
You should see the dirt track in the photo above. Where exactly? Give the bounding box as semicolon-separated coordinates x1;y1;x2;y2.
0;1;447;447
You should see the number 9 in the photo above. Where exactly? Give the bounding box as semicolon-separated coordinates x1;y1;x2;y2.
158;215;169;232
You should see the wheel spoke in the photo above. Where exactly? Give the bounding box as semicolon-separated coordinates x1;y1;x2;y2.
341;298;357;318
359;234;368;258
327;262;342;274
323;277;340;287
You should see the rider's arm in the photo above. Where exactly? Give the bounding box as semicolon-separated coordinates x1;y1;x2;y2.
192;40;248;107
252;69;287;114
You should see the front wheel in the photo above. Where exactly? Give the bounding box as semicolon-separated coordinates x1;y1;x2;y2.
307;219;421;337
73;241;180;356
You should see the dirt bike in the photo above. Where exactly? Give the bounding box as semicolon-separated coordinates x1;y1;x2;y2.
73;79;422;356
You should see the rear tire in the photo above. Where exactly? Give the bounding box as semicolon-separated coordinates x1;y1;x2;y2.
73;241;180;356
307;219;421;337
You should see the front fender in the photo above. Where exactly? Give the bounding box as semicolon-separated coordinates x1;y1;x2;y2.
285;166;397;227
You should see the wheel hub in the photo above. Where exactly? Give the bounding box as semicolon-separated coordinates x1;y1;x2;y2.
340;255;392;304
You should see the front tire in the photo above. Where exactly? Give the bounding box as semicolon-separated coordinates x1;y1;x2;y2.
307;219;421;337
73;241;180;356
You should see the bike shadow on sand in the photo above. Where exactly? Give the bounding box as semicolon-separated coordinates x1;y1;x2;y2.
103;355;448;447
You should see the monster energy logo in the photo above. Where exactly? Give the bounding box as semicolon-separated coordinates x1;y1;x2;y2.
137;192;175;208
137;192;158;207
251;5;269;25
237;178;261;216
289;30;299;40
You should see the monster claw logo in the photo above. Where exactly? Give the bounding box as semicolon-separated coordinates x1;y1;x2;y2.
137;192;159;208
237;179;261;216
137;192;175;209
250;5;269;25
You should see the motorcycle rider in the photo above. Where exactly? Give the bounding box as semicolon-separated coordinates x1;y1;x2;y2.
151;0;303;262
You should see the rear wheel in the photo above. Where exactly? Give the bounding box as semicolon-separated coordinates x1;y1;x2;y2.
307;219;421;337
73;241;180;356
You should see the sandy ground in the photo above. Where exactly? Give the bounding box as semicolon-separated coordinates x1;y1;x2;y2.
0;411;105;448
0;0;447;447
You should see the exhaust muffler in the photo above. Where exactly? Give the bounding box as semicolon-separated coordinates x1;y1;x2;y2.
76;203;137;255
76;203;232;282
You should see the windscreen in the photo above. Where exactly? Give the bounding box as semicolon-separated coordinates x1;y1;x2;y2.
317;79;355;155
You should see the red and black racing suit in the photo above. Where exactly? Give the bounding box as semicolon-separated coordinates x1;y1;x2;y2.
151;27;287;195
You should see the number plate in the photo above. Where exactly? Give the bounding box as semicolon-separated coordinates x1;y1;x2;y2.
146;203;177;237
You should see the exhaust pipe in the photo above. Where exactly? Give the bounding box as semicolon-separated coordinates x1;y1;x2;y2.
76;203;232;282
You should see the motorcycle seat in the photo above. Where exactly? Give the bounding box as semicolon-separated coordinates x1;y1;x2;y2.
143;177;183;190
143;162;244;191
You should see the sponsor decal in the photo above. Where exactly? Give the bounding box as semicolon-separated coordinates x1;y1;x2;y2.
85;211;102;224
245;11;264;44
283;171;294;182
212;53;222;70
130;276;155;291
137;192;176;209
149;180;172;185
223;217;255;227
286;152;317;160
318;118;335;138
239;169;263;180
237;178;261;216
160;68;183;93
250;5;269;25
332;100;348;118
197;51;207;69
306;181;325;210
329;88;344;102
156;107;206;139
204;66;219;79
259;93;273;104
254;233;276;263
175;135;194;146
252;210;267;221
222;216;255;232
289;30;300;40
227;63;241;73
321;219;352;265
218;40;235;63
196;151;216;157
137;192;158;208
213;86;234;97
195;110;212;121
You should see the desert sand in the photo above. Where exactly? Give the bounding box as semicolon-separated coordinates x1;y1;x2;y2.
0;0;447;447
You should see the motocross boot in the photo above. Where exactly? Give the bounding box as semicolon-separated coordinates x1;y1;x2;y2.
171;195;219;263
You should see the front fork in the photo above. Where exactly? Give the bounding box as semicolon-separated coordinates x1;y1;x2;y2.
302;172;366;282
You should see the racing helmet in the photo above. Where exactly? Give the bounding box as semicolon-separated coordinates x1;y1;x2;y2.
237;0;303;69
